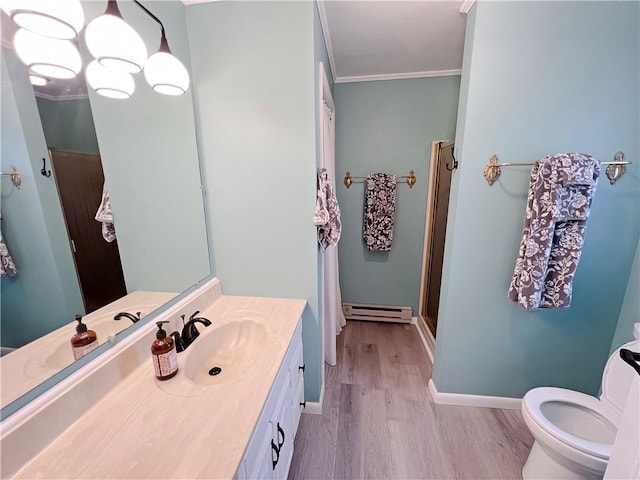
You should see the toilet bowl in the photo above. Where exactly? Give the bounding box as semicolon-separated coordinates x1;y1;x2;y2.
521;339;640;479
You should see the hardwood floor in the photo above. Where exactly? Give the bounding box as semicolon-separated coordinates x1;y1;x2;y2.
289;321;533;480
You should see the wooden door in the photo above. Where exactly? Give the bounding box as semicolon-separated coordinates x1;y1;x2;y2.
50;150;127;313
421;142;454;337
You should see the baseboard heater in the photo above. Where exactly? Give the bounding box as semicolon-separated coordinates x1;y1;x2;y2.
342;302;412;324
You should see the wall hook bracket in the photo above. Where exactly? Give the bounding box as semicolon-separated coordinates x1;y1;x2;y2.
445;147;458;172
41;157;51;178
605;151;626;185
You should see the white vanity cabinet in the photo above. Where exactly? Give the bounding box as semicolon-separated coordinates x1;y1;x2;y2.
237;319;305;480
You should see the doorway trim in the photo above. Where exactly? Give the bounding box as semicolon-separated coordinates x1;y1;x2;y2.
307;61;335;416
417;141;446;362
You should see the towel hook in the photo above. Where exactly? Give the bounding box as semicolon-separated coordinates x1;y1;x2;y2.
40;157;51;177
445;146;458;172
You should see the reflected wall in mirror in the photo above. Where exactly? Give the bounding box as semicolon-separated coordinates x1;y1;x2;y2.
0;1;210;414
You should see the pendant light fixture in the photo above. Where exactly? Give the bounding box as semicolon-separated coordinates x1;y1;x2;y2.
14;28;82;79
85;0;148;74
1;0;84;40
133;1;190;96
143;29;190;96
29;73;49;86
6;0;190;99
86;60;135;99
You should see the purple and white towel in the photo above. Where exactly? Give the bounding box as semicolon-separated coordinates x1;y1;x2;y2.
95;183;116;243
0;229;17;280
314;168;342;250
508;153;600;310
363;173;397;252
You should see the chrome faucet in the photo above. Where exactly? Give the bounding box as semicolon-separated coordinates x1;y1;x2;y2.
113;311;141;323
170;311;212;352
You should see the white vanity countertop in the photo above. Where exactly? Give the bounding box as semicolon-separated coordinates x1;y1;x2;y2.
13;295;306;480
1;291;177;408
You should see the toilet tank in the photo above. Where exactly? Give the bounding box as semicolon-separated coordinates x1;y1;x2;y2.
600;339;640;415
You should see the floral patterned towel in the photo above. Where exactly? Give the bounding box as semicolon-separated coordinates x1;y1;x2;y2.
508;153;600;310
95;183;116;243
0;232;17;280
363;173;397;251
314;168;342;250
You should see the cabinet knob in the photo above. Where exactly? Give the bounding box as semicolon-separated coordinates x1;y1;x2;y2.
299;364;305;372
300;401;306;408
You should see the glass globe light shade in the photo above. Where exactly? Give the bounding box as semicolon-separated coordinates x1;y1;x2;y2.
144;52;190;96
29;73;49;86
86;60;135;99
85;12;148;74
14;29;81;79
1;0;84;39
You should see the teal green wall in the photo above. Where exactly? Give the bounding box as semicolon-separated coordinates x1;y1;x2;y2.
334;77;460;314
434;1;640;398
609;239;640;353
82;1;210;294
35;97;99;155
1;48;83;347
186;1;322;401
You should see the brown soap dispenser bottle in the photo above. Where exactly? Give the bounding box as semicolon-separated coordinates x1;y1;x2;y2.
70;314;99;361
152;321;178;380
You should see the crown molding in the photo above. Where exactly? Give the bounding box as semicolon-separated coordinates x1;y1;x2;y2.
335;69;462;84
460;0;476;14
34;91;89;102
316;1;337;84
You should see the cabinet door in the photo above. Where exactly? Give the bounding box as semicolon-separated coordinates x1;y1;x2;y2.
271;369;292;480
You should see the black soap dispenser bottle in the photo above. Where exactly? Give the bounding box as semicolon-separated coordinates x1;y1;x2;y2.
152;321;178;380
70;314;99;360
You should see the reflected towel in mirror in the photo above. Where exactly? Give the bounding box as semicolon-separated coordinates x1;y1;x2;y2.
95;183;116;243
0;228;17;279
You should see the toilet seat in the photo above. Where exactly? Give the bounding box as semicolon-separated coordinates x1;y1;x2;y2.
521;340;640;479
523;387;619;460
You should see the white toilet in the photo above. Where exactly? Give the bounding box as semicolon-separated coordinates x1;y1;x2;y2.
521;339;640;480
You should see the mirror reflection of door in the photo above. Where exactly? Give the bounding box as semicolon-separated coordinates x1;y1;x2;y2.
49;150;127;313
421;141;454;337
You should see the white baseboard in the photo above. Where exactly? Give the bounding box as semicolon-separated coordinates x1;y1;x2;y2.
428;379;522;410
415;316;435;363
303;383;324;415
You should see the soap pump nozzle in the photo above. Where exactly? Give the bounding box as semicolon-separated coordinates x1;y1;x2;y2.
75;314;88;333
155;321;169;339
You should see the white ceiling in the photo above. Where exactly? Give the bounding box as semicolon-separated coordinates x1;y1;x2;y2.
317;1;469;83
183;0;470;83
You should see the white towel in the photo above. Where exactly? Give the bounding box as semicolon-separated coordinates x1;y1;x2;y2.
95;183;116;243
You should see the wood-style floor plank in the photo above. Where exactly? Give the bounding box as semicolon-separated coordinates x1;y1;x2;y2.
289;320;533;480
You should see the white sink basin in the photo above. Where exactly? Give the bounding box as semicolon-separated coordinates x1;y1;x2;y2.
183;320;267;385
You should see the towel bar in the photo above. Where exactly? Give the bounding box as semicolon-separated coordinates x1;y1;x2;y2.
344;170;416;189
0;166;22;190
483;152;631;186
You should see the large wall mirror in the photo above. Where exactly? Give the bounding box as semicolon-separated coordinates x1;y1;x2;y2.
0;1;210;418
